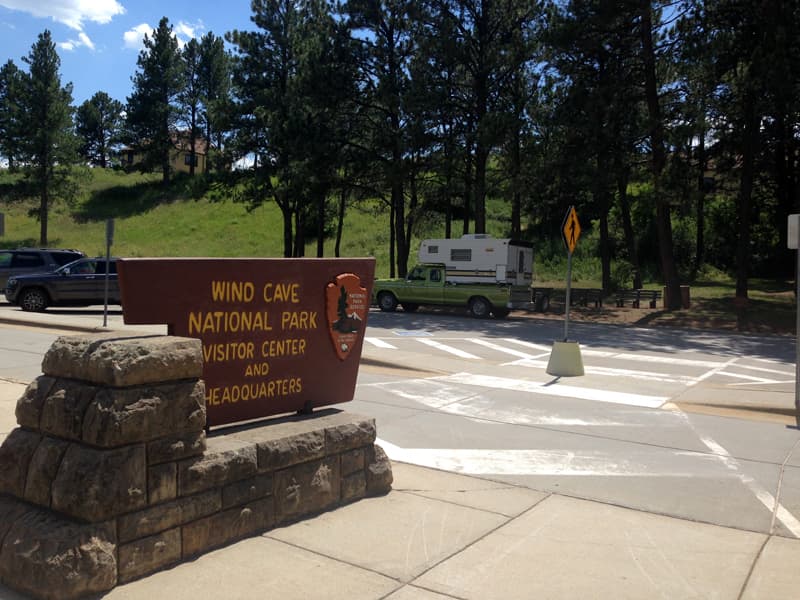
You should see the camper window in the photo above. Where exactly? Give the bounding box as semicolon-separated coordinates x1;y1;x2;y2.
428;245;439;254
451;249;472;261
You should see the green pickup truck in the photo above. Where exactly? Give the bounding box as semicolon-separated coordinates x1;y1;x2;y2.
372;263;532;318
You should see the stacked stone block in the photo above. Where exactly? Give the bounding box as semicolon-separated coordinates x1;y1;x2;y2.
0;333;392;600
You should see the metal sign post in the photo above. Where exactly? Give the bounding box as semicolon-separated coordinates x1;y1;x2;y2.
546;206;584;377
788;215;800;427
561;206;581;342
103;219;114;328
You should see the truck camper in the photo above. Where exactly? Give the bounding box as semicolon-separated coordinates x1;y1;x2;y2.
373;235;541;318
417;235;533;285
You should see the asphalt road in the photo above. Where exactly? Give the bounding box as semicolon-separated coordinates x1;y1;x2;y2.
349;309;800;538
2;303;800;539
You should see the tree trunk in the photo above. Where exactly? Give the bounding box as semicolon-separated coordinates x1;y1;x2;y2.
511;125;522;237
294;208;305;257
334;188;346;258
189;106;197;176
639;0;681;309
403;167;418;270
316;190;325;258
389;202;396;278
472;6;488;235
735;89;758;302
462;134;474;235
616;168;642;290
205;119;212;174
444;172;453;239
393;182;406;277
596;154;611;292
444;140;453;238
39;171;49;246
474;141;488;234
277;192;293;258
693;128;706;279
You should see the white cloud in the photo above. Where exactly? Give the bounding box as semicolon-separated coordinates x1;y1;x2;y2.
175;21;197;40
123;20;205;51
0;0;125;31
78;31;94;49
123;23;152;50
57;30;95;52
175;20;205;49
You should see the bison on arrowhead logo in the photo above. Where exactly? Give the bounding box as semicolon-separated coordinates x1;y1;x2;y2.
325;273;368;360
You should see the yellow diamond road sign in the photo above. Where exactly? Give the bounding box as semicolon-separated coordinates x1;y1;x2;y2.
562;206;581;254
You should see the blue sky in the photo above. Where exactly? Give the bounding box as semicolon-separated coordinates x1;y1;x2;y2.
0;0;253;106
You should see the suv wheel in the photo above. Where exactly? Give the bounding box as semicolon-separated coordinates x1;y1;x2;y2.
20;288;48;312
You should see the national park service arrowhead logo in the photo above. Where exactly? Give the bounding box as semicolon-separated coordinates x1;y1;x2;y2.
326;273;368;360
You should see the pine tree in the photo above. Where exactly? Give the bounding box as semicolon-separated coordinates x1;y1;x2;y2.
179;38;202;176
0;60;24;171
342;0;418;275
75;91;124;168
198;32;232;173
125;17;184;183
17;30;77;245
230;0;356;257
427;0;539;234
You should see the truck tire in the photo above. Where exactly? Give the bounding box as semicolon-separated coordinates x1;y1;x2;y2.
468;296;491;318
402;303;419;312
377;292;398;312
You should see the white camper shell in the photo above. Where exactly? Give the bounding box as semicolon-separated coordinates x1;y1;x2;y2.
417;235;533;285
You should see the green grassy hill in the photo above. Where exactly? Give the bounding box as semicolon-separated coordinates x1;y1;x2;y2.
0;169;516;279
1;170;391;271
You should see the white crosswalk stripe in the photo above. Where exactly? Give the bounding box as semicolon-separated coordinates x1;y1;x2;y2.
416;338;481;359
467;337;543;359
364;337;397;349
437;372;668;408
364;335;782;388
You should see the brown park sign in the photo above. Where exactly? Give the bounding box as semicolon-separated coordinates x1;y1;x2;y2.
117;258;375;427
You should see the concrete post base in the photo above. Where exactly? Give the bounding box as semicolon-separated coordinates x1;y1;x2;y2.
546;340;585;377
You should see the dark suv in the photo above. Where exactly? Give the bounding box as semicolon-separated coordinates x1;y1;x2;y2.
0;248;85;292
4;257;120;312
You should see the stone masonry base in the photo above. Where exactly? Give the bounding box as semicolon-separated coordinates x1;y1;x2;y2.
0;334;392;600
0;410;392;599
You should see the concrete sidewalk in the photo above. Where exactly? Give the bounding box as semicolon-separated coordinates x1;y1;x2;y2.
2;310;800;597
1;381;800;600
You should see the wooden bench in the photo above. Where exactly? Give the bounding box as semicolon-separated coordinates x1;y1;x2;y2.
615;289;661;309
569;288;604;308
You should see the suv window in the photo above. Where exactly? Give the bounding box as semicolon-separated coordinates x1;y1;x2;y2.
52;251;81;266
11;253;46;268
66;259;117;275
0;248;86;290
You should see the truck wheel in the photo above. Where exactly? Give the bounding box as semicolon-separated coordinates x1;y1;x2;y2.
468;297;491;318
377;292;398;312
492;307;510;319
402;303;419;312
20;288;49;312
